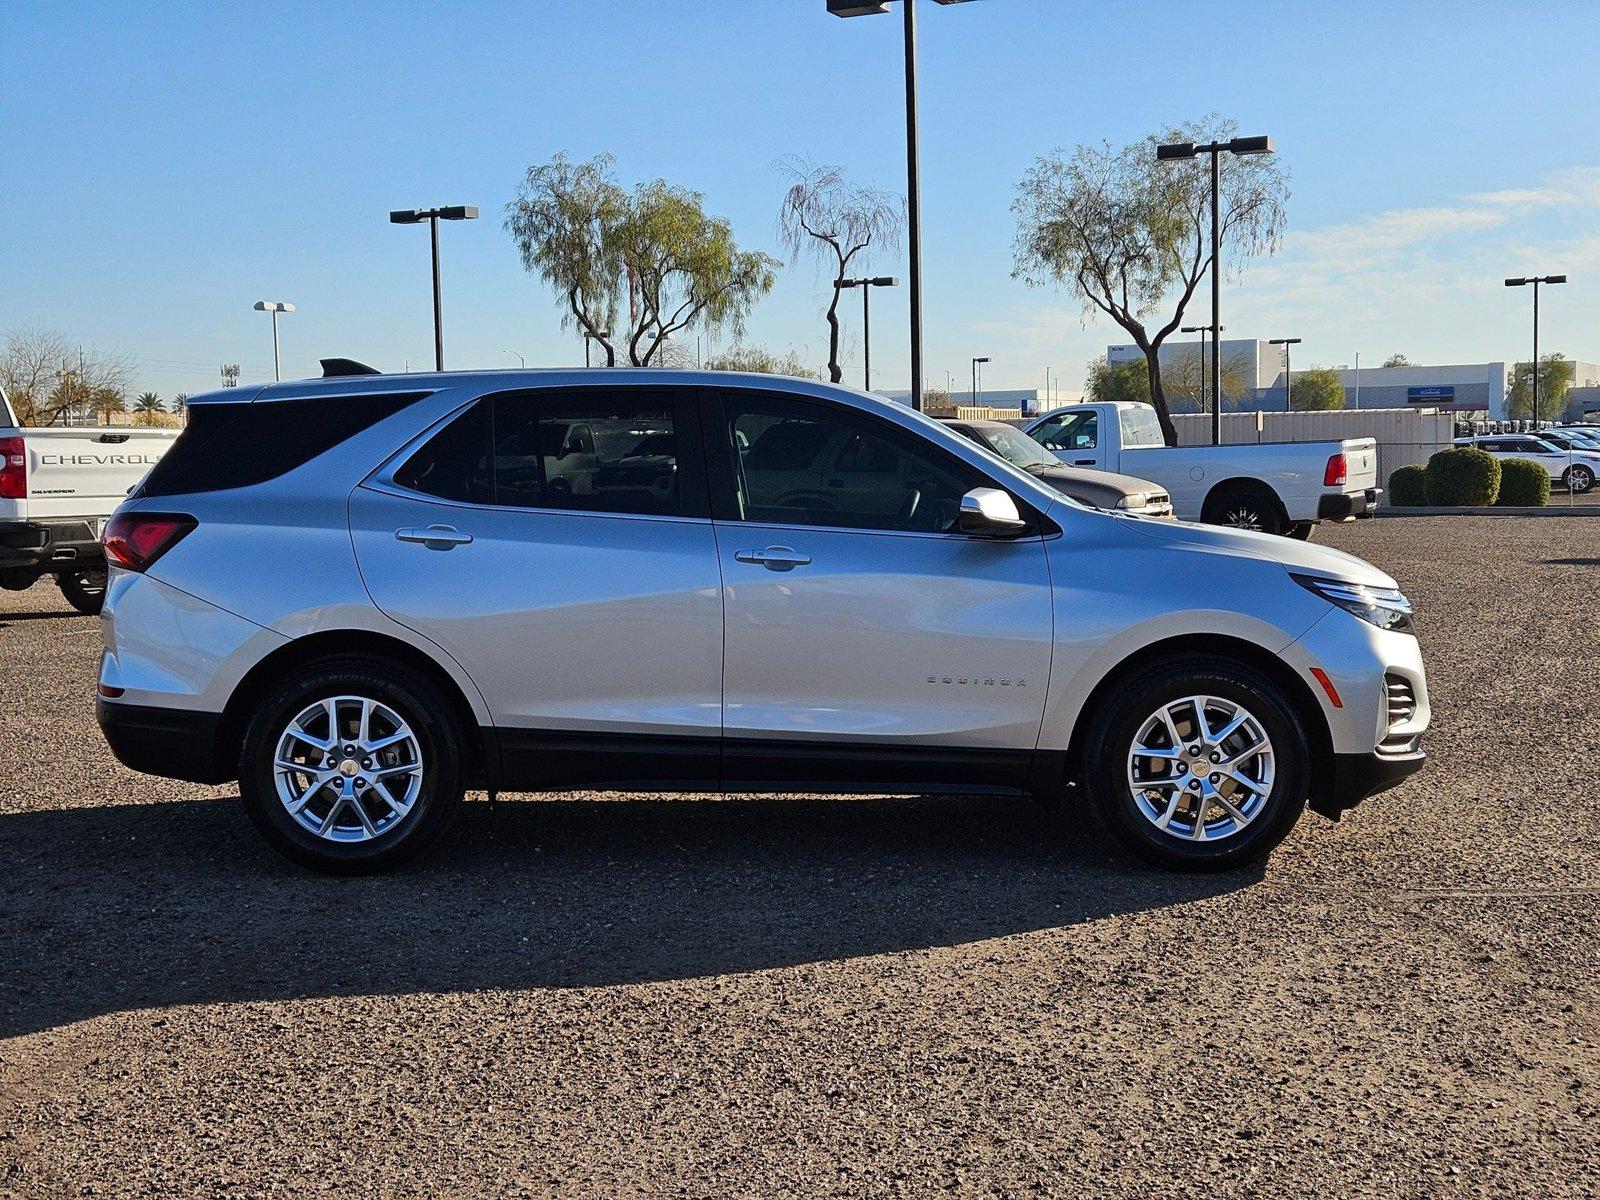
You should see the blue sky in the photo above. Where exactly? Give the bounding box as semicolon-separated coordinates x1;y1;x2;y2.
5;0;1600;400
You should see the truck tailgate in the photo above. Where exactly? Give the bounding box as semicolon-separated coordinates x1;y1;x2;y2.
16;428;177;521
1342;439;1379;491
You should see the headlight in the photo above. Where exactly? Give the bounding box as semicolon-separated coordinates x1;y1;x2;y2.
1292;574;1414;633
1117;492;1150;510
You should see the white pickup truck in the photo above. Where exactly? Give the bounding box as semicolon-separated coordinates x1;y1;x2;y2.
1;387;178;612
1022;401;1380;538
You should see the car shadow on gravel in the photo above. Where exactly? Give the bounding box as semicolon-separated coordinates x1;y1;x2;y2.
0;792;1259;1037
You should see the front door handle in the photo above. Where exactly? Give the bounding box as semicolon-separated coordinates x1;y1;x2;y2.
395;524;474;549
1074;458;1096;466
735;546;812;571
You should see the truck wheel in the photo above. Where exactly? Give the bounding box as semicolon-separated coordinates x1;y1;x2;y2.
1287;521;1316;541
1078;655;1310;871
1202;486;1286;536
57;567;108;615
239;660;465;874
1564;465;1595;494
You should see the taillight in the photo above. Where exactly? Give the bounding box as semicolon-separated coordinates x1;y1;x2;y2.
0;436;25;500
1323;452;1348;487
102;512;196;571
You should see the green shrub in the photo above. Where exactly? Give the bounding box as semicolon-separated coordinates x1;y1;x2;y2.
1425;447;1500;506
1494;457;1550;507
1388;464;1429;506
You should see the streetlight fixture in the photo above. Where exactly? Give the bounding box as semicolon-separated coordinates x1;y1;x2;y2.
389;205;479;371
1268;336;1302;410
1157;134;1275;445
503;350;525;368
827;0;978;412
836;275;899;389
252;301;295;381
1181;324;1224;413
1505;275;1567;427
583;329;611;369
971;355;989;406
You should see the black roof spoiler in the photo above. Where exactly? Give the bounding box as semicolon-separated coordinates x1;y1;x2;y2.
321;358;382;378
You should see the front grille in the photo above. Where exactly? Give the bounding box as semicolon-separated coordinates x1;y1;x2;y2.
1381;673;1419;754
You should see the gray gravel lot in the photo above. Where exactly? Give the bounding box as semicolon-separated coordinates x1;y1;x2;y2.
1;516;1596;1198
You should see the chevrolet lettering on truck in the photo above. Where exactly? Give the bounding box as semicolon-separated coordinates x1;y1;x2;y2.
95;368;1428;874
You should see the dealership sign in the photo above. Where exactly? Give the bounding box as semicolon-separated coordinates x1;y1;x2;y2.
1407;385;1455;403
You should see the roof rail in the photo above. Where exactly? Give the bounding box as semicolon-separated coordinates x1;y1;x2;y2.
320;358;381;378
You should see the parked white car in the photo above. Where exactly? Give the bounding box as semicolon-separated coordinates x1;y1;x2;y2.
1451;433;1600;493
1022;402;1380;538
1;386;178;612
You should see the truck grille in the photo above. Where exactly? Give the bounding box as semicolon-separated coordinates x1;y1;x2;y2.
1381;673;1419;754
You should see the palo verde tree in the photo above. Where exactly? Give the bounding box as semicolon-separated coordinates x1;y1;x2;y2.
704;345;820;378
506;153;778;367
775;158;902;383
1012;117;1288;444
1505;353;1573;422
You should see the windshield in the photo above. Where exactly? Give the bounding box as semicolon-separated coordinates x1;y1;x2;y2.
969;422;1059;469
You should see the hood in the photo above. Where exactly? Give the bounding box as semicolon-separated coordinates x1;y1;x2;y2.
1030;463;1167;497
1120;516;1399;587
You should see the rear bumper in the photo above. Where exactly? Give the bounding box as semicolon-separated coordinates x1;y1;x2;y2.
1311;747;1425;820
1317;488;1382;521
96;698;230;784
0;519;103;573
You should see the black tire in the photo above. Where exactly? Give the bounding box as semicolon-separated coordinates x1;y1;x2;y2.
1565;465;1594;495
1287;521;1316;541
239;659;465;874
1202;486;1287;536
57;566;108;615
1078;655;1310;871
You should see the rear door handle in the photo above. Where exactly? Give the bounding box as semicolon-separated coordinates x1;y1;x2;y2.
395;524;473;549
735;546;812;571
1074;458;1096;466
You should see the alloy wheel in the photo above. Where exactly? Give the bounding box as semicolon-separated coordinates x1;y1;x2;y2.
272;694;425;843
1125;694;1276;842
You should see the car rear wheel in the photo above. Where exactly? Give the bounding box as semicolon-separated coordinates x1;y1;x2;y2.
57;566;108;615
239;660;464;873
1079;656;1310;871
1202;486;1286;536
1564;465;1595;494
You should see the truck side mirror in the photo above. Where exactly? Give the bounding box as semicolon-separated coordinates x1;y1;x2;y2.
958;488;1028;537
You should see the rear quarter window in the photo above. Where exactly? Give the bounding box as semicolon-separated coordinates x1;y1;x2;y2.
136;392;430;498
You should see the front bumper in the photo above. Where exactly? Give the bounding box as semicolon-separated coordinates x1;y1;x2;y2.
1318;488;1382;521
1312;748;1426;820
97;698;230;784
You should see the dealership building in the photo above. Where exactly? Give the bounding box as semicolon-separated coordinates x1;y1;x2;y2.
1107;339;1600;420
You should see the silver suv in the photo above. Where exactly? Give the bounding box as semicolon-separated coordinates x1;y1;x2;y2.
96;369;1429;873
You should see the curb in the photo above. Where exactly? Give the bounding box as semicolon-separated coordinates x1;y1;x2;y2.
1378;505;1600;517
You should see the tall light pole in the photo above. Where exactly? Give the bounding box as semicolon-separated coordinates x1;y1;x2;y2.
1505;275;1567;427
836;275;899;389
1157;134;1275;445
1269;336;1301;411
1044;364;1054;411
583;329;611;368
971;355;989;406
503;350;525;368
1181;323;1223;414
389;205;478;371
827;0;977;412
252;301;295;381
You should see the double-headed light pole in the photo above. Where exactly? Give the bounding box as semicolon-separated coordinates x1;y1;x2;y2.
252;301;295;381
1181;323;1223;413
1269;336;1301;410
1504;275;1566;427
1157;134;1275;445
389;205;479;371
836;275;899;389
971;355;989;405
827;0;976;412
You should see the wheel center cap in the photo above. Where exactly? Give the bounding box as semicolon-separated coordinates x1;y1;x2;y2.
339;759;360;777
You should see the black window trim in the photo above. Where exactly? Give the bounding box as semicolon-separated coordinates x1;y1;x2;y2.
375;384;714;523
699;387;1056;540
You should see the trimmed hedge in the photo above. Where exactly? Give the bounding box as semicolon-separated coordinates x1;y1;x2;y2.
1495;457;1551;507
1388;464;1429;507
1425;447;1500;506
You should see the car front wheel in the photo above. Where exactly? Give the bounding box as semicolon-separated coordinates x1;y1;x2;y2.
239;661;465;873
1080;656;1310;871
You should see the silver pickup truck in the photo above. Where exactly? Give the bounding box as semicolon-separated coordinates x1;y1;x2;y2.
1023;401;1380;539
1;387;178;612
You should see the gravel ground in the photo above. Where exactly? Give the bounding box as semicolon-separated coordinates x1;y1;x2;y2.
1;516;1596;1198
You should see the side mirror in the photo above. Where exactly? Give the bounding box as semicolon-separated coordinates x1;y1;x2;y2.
959;487;1028;537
